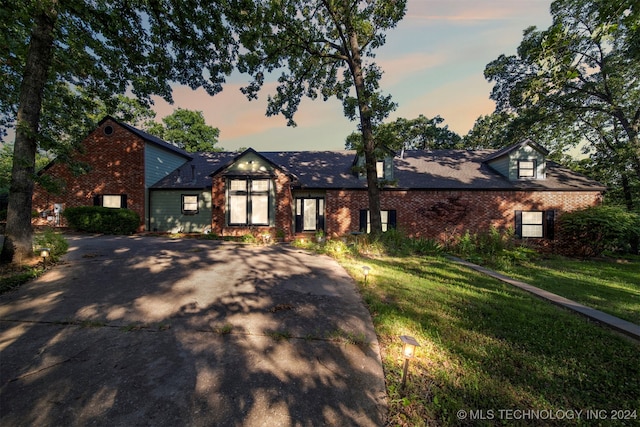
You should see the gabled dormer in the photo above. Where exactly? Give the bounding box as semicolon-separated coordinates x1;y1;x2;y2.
353;148;395;182
484;139;548;181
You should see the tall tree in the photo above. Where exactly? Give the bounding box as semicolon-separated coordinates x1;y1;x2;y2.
484;0;640;208
231;0;406;235
345;115;462;151
0;0;236;263
146;108;222;152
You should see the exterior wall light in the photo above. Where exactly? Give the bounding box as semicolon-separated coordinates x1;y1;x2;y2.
40;248;51;268
400;335;420;389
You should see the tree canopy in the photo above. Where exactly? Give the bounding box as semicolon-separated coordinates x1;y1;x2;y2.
1;0;237;263
345;115;462;151
484;0;640;209
146;109;222;152
232;0;407;234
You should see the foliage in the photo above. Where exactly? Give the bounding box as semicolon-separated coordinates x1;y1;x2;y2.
145;108;222;152
338;254;640;426
32;228;68;262
1;0;237;262
484;0;640;209
0;228;68;294
232;0;407;235
557;205;640;257
345;115;462;151
63;206;140;235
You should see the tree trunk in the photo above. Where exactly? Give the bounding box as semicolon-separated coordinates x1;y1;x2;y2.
347;32;382;236
1;4;58;264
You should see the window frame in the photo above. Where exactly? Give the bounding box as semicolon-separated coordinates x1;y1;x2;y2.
376;160;385;179
227;178;271;226
94;194;127;209
359;209;397;233
181;194;199;215
517;159;537;179
515;210;555;239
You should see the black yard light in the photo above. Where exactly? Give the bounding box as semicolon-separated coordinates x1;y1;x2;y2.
400;335;420;390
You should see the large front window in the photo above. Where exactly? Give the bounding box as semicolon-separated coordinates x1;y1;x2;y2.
228;178;271;226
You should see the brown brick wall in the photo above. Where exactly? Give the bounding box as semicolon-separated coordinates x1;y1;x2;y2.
325;189;602;241
210;169;294;239
32;119;146;229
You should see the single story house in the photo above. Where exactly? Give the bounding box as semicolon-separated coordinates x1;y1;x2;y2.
33;116;606;243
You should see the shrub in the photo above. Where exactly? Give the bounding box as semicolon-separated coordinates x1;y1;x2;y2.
557;205;640;257
63;206;140;234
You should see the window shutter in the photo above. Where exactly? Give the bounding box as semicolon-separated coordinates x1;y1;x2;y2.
515;210;522;238
121;195;127;209
359;210;367;232
388;210;397;229
93;195;102;206
545;210;555;240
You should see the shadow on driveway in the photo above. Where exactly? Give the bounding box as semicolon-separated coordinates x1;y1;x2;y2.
0;235;386;426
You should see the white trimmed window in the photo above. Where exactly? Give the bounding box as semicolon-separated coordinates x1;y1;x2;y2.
182;195;199;214
518;160;536;178
515;210;555;239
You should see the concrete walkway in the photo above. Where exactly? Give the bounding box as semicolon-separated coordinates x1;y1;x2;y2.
449;256;640;341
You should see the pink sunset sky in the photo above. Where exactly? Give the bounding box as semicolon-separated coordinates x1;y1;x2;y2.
153;0;554;152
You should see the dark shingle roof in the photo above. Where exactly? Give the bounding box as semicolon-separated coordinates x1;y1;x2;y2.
151;148;605;191
151;152;236;189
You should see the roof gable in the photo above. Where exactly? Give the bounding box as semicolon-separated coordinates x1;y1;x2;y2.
99;116;192;160
483;138;549;162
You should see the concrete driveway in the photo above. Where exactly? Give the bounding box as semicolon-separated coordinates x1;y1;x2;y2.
0;235;386;426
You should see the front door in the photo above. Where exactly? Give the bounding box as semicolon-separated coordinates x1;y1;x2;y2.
295;198;325;233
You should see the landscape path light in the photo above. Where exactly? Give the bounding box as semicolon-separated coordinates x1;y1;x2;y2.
362;265;371;284
400;335;420;390
40;248;51;268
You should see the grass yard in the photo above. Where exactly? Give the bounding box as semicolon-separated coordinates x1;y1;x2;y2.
338;255;640;426
496;255;640;325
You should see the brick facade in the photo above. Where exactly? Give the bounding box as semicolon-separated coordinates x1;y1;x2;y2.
325;189;603;241
32;119;146;229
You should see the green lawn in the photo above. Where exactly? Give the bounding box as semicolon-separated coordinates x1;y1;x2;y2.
338;255;640;426
497;256;640;325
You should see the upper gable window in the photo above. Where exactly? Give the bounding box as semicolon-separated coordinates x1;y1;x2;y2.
518;160;536;178
376;161;385;179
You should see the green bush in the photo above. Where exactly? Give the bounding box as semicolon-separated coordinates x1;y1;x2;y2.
33;228;69;262
558;205;640;256
63;206;140;234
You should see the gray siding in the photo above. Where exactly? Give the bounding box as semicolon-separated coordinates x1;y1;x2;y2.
149;189;212;233
145;144;189;187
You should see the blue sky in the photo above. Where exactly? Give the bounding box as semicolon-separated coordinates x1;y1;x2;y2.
151;0;554;152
